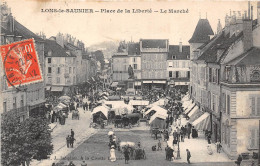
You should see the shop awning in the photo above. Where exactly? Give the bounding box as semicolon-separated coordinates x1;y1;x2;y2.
45;86;51;90
188;105;199;118
129;100;149;106
111;82;118;87
153;80;166;84
116;87;122;91
184;103;196;114
143;81;152;83
192;112;210;130
51;86;64;92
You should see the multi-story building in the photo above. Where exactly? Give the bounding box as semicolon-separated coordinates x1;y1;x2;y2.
0;4;45;118
44;39;76;96
188;2;260;159
167;43;190;91
141;39;169;90
112;52;129;83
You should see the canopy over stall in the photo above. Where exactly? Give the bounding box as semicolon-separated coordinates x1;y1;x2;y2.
144;105;167;116
129;100;149;106
91;105;110;119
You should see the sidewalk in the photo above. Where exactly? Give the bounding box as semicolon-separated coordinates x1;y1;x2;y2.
31;107;98;166
166;116;232;164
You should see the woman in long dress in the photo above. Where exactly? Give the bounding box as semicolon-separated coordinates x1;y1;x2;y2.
110;145;116;162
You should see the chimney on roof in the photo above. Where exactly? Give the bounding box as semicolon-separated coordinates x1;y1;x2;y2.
243;19;253;51
9;13;14;32
251;5;253;20
179;41;182;52
217;19;222;34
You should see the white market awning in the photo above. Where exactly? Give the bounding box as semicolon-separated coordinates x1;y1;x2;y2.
129;100;149;106
149;113;167;124
184;103;196;114
192;112;210;130
51;86;64;92
111;82;118;87
45;86;51;90
143;81;153;83
134;82;142;86
188;105;199;117
153;80;166;84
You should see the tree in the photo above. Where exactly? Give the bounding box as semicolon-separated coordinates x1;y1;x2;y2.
1;112;53;166
92;50;105;70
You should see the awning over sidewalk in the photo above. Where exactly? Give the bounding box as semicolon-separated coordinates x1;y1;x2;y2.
182;99;192;109
51;86;64;92
134;82;142;86
192;112;210;130
111;82;118;87
185;104;197;114
45;86;51;90
188;105;199;118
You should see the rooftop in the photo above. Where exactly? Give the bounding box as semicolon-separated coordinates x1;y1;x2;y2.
189;19;214;43
44;39;75;57
168;45;190;60
141;39;168;49
128;43;140;55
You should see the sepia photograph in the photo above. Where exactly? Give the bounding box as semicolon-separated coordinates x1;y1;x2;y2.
0;0;259;166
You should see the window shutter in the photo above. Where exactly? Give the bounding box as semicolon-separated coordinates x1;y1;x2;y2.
257;97;260;116
250;97;256;116
250;129;256;148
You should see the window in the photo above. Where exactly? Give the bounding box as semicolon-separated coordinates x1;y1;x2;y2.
249;128;259;149
134;64;137;69
21;95;24;107
209;68;212;82
3;102;7;113
222;93;226;113
250;96;260;116
227;95;230;115
57;67;60;74
175;61;179;67
73;58;76;64
133;58;136;62
212;94;216;112
176;71;179;78
69;67;72;74
57;77;60;84
251;70;260;82
169;71;173;78
73;67;76;74
48;77;52;84
13;97;17;109
48;58;51;63
168;62;173;67
48;67;52;74
187;71;190;78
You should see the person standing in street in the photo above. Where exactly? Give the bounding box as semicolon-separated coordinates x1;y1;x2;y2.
66;135;70;148
124;147;130;164
235;154;243;166
186;149;191;164
110;145;116;162
70;136;76;148
157;140;162;151
71;129;75;139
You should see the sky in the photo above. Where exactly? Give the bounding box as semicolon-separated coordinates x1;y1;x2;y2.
4;0;259;47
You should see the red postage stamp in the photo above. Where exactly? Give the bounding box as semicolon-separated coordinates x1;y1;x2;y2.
0;38;43;88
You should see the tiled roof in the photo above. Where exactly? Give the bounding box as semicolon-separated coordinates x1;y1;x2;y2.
128;43;140;55
189;19;214;43
141;39;167;48
44;39;75;57
197;31;243;63
168;45;190;60
13;19;43;41
226;47;260;66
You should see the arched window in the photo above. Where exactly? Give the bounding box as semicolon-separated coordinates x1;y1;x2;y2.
251;70;260;82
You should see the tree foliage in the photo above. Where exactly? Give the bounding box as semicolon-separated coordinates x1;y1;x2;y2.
92;50;105;70
1;112;53;166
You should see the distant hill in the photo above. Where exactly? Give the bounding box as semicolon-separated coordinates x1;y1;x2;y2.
87;41;119;59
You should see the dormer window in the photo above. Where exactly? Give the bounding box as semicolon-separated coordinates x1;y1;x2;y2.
251;70;260;82
48;50;52;56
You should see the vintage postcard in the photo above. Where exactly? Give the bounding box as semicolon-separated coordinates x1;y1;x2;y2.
0;0;259;166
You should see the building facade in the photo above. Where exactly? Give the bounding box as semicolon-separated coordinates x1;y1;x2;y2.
188;3;260;159
1;4;45;118
141;39;169;90
167;43;190;91
44;39;76;96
